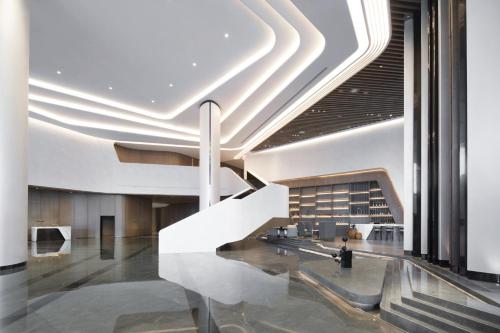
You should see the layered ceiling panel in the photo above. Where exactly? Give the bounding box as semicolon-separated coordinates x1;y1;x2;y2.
28;0;393;161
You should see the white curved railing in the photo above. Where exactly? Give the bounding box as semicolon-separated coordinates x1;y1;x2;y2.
159;183;289;254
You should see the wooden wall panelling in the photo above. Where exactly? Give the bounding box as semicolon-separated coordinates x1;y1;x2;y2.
114;144;198;166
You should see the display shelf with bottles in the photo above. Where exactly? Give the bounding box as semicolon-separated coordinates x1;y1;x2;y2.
288;180;394;225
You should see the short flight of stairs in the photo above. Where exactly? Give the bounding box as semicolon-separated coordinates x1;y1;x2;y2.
264;238;317;251
381;260;500;333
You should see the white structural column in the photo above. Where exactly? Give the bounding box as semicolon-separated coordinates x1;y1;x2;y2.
199;101;221;210
403;16;414;253
0;0;29;268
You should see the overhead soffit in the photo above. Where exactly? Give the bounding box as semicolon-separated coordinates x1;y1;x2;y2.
28;0;392;161
254;0;421;151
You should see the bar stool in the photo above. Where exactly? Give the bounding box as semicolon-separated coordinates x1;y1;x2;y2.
385;226;395;241
372;226;382;240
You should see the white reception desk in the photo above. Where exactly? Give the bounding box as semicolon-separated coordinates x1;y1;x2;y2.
31;226;71;242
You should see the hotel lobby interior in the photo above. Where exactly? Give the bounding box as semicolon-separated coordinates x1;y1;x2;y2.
1;0;499;332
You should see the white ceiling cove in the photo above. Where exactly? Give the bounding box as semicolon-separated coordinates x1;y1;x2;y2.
28;0;391;161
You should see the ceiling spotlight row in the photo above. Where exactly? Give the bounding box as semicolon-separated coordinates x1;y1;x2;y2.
49;31;231;112
55;68;179;105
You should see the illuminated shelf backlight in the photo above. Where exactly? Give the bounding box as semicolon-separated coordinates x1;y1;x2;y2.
333;191;349;194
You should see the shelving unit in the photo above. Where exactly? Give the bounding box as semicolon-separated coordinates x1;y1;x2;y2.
288;180;394;226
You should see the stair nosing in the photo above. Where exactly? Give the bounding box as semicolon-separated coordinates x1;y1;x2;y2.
401;295;500;332
391;300;482;333
411;289;500;323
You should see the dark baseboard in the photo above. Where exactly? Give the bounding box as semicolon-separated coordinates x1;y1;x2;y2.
403;250;413;256
412;250;421;257
421;254;429;260
0;261;26;275
467;270;500;284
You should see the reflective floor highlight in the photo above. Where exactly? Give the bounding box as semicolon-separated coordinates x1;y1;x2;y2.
0;237;399;333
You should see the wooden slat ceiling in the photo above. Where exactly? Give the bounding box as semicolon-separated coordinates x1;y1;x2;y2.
253;0;421;151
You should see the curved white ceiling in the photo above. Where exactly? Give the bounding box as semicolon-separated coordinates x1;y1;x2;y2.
28;0;391;161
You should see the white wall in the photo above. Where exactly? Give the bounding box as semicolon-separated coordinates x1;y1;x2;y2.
244;119;404;201
28;119;247;197
466;0;500;275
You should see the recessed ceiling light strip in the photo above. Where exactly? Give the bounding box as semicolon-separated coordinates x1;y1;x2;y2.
29;94;199;135
220;0;326;144
27;2;276;121
233;0;391;159
219;0;301;123
27;0;306;143
28;0;390;158
29;106;199;142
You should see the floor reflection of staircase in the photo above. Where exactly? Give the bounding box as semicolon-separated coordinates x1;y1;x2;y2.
381;260;500;333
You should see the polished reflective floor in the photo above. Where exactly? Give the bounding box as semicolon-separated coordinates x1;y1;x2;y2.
323;237;404;257
0;237;399;333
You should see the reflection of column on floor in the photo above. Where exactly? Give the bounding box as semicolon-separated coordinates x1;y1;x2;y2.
185;289;220;333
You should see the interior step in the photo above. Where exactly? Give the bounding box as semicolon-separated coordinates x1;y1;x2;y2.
390;300;481;333
381;305;449;333
412;289;500;325
380;261;448;333
401;296;500;333
380;259;500;333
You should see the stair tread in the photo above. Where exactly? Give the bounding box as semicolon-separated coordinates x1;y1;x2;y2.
407;263;500;315
391;299;483;333
402;295;500;330
387;306;449;333
412;289;500;321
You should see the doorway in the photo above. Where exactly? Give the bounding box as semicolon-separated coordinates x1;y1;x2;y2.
100;216;115;260
100;216;115;238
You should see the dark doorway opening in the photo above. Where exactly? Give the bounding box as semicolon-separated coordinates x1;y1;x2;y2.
100;216;115;238
100;216;115;260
